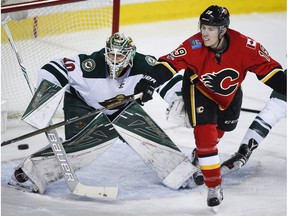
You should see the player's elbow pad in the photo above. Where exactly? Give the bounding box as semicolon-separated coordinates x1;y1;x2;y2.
265;71;287;96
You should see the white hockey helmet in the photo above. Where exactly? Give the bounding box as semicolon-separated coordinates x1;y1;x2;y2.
105;32;136;78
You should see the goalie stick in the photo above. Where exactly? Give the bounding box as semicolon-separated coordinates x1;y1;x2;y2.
45;127;118;198
1;20;122;198
1;93;143;147
2;20;35;94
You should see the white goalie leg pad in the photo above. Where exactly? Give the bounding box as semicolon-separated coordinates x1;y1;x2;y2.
162;157;195;189
20;156;47;194
19;137;117;194
113;124;194;189
113;102;195;189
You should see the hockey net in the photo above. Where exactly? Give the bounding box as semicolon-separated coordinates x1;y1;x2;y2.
1;0;120;130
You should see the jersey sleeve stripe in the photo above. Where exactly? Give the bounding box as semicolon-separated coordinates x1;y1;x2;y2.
41;63;68;87
158;74;182;98
50;61;68;75
260;68;283;83
156;61;176;76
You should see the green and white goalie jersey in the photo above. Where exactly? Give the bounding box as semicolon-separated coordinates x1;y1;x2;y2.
38;48;159;115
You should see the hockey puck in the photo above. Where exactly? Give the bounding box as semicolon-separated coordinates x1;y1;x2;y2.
18;144;29;150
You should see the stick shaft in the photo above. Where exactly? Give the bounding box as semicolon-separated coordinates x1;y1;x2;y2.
1;93;142;146
2;22;35;94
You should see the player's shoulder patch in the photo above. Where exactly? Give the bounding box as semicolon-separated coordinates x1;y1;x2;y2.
246;37;257;50
258;44;270;61
189;39;202;49
82;58;96;72
260;44;269;56
79;50;107;78
145;55;157;66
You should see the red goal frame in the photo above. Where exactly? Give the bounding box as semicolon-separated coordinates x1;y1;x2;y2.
1;0;120;33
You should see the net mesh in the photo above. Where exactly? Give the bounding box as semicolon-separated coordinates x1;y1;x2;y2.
1;0;114;120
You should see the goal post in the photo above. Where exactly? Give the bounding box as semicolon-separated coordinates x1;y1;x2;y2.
1;0;120;128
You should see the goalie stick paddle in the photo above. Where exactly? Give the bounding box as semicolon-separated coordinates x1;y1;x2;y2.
1;93;143;147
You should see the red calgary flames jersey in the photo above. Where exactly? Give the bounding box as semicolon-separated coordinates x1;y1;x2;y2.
159;29;282;109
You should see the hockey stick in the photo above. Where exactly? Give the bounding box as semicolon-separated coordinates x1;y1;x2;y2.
1;93;143;146
45;127;119;198
241;107;260;114
2;21;35;94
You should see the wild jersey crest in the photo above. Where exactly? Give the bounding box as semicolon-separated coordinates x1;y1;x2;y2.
82;59;96;72
201;68;239;96
145;56;157;66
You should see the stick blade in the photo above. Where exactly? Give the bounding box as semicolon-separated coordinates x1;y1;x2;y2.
73;182;118;199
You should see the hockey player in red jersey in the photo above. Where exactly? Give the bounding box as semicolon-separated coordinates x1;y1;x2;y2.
134;5;286;207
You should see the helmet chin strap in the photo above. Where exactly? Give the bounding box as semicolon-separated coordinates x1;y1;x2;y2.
214;38;222;50
213;27;226;51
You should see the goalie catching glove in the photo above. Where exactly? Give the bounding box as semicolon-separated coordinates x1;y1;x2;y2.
134;74;158;105
166;92;191;128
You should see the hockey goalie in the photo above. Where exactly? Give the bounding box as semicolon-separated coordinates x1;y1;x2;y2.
8;32;203;196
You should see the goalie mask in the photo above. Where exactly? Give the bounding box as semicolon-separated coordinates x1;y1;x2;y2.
105;32;136;78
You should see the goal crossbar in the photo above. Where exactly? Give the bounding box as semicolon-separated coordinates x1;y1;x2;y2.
1;0;87;13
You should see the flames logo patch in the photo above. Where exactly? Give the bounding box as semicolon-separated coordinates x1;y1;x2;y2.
201;69;240;96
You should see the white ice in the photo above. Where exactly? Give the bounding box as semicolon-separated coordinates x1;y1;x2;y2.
1;12;287;216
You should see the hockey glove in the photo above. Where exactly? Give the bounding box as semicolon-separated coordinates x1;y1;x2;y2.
134;75;157;105
166;92;191;128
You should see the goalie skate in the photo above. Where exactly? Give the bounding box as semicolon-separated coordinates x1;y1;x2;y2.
8;168;39;193
13;167;28;183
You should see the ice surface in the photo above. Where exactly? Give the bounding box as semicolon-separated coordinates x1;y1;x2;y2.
1;12;287;216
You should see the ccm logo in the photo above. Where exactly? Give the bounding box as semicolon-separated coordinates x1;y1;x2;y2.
224;119;238;124
47;133;75;182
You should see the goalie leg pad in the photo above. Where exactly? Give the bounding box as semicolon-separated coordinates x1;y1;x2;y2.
14;113;118;193
162;157;196;189
113;102;195;189
12;157;47;194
